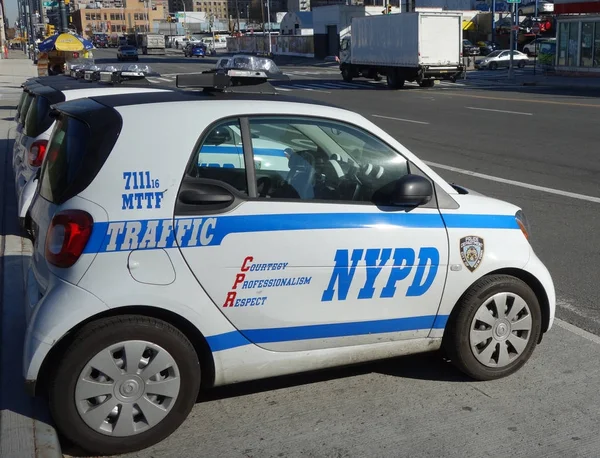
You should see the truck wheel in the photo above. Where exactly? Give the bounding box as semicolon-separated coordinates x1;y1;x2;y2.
442;275;542;381
419;79;435;88
386;71;405;90
341;67;353;82
48;315;201;456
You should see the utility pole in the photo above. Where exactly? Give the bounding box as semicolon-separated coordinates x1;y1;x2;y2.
58;0;68;32
235;0;240;33
0;0;6;59
265;0;271;54
491;0;496;44
508;1;515;80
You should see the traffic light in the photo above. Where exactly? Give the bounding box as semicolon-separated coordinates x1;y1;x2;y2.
382;4;392;14
47;24;55;35
167;16;172;22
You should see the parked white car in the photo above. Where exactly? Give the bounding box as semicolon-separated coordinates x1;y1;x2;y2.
475;50;530;70
23;61;554;456
523;38;556;56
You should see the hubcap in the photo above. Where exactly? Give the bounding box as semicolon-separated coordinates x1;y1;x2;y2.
469;292;533;368
75;340;181;437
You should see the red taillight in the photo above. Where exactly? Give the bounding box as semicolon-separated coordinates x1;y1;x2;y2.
28;140;48;167
45;210;94;268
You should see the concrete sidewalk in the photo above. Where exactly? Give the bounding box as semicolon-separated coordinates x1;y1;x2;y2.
0;56;62;458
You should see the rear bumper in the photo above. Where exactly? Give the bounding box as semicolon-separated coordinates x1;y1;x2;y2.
23;266;109;387
423;65;466;79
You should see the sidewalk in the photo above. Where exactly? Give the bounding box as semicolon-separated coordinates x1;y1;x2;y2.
0;55;62;458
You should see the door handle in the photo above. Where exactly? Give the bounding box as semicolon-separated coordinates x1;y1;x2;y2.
179;188;233;205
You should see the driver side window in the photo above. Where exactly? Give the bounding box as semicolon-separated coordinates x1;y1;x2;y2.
248;117;410;204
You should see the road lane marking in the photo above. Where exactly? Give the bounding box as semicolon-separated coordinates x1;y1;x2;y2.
294;86;331;94
466;106;533;116
429;91;600;108
157;77;173;82
425;161;600;204
275;87;293;92
372;114;429;125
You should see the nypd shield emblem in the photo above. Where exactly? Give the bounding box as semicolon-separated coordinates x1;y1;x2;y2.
460;236;484;272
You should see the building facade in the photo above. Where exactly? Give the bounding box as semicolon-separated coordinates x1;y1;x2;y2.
193;0;228;19
72;4;165;34
554;0;600;73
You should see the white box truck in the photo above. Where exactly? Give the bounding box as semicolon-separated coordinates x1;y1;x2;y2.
141;34;166;55
339;12;465;89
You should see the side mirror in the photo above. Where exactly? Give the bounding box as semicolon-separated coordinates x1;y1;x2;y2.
392;174;433;207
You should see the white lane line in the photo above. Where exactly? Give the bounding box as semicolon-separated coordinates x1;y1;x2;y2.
275;87;293;92
555;318;600;345
157;77;173;82
466;106;533;116
425;161;600;204
372;114;430;125
291;84;331;94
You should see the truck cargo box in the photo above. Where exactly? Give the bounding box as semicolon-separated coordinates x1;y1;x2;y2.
350;12;463;68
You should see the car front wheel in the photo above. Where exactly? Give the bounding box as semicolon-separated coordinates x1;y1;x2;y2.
443;275;542;381
48;315;201;455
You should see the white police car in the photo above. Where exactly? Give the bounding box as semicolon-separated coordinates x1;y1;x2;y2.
13;66;172;231
24;63;555;455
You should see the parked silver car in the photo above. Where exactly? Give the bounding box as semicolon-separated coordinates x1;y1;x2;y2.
475;50;529;70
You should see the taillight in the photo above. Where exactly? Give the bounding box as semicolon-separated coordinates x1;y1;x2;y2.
28;140;48;167
45;210;94;268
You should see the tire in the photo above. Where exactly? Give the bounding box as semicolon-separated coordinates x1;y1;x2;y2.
489;62;498;70
386;70;405;89
419;79;435;88
442;275;542;381
341;66;352;82
518;60;526;68
48;315;201;456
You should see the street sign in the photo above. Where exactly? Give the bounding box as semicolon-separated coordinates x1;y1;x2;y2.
532;23;540;34
506;0;521;3
42;1;57;6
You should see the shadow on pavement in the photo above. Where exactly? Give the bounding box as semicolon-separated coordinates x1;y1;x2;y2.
1;130;58;454
198;351;469;406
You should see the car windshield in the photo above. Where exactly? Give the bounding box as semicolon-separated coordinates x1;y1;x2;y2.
487;50;502;58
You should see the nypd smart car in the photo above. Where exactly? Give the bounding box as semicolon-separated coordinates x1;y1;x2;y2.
23;58;555;455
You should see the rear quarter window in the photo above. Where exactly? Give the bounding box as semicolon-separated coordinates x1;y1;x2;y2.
24;95;54;137
38;99;123;204
19;94;35;124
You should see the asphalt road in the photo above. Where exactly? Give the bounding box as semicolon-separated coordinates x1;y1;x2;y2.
49;48;600;457
94;48;600;336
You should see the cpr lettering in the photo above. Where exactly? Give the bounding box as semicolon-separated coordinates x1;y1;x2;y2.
321;247;439;301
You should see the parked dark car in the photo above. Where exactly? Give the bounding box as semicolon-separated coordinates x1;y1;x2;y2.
184;44;207;58
477;41;500;56
462;39;481;56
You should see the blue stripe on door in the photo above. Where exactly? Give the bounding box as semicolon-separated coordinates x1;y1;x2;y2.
205;314;450;352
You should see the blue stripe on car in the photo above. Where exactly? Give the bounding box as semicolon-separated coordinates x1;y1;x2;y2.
206;314;450;352
200;145;287;157
84;213;519;254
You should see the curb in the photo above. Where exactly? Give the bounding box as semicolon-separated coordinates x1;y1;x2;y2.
0;93;62;458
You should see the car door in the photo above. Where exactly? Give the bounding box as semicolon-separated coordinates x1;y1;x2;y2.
175;115;450;352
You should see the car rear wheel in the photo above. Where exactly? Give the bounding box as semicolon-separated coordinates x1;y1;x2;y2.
48;315;201;455
518;60;526;68
443;275;542;381
489;62;498;70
